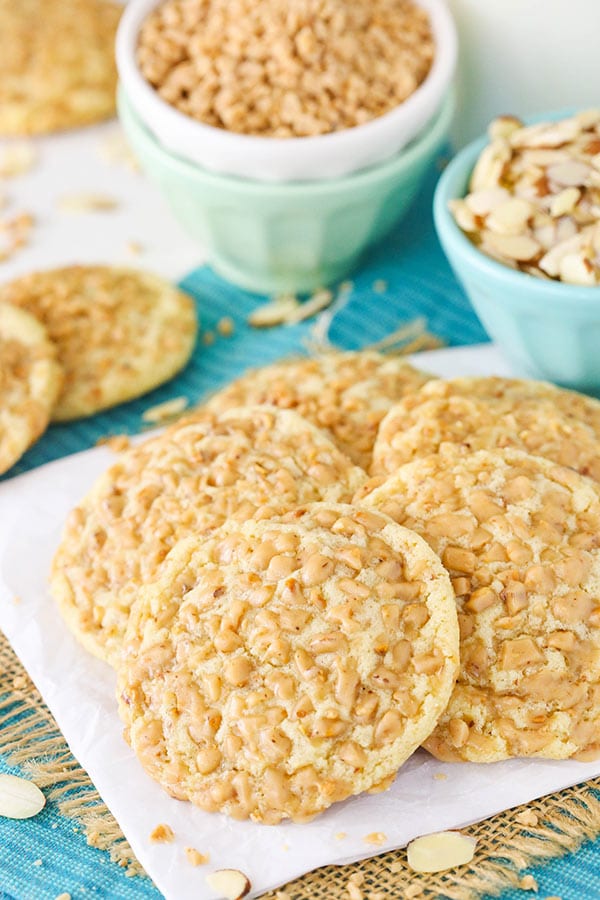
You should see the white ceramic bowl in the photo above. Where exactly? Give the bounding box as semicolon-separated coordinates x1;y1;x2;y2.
116;0;457;182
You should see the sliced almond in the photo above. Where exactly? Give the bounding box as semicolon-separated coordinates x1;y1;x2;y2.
550;187;581;218
448;199;477;232
206;869;251;900
488;115;523;142
285;289;333;324
555;216;579;243
484;232;541;261
486;197;533;235
464;187;510;216
470;139;511;191
533;221;558;250
547;160;591;188
510;118;581;149
248;296;299;328
559;252;597;285
58;192;118;213
539;230;591;277
407;831;477;874
0;774;45;819
576;108;600;129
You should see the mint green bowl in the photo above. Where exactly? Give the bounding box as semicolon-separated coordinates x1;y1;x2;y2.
434;109;600;393
118;87;453;295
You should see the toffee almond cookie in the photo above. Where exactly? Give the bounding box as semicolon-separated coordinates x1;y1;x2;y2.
0;266;197;421
203;351;431;470
51;407;366;665
117;504;459;824
0;303;62;476
372;376;600;481
0;0;121;136
358;447;600;763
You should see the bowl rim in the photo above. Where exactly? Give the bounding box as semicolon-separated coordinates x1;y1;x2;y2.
434;108;600;305
118;85;455;195
116;0;457;153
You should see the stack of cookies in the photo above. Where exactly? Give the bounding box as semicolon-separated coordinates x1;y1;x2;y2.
0;265;198;475
50;352;600;824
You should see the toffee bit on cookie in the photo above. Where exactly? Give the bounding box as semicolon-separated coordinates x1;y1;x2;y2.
515;810;539;828
184;847;209;866
216;316;235;337
57;192;118;213
363;832;387;846
149;823;174;843
142;396;188;425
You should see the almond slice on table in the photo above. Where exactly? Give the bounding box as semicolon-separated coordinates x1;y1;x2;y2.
407;831;477;873
0;773;45;819
206;869;251;899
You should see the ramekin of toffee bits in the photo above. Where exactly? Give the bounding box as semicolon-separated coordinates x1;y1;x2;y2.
434;109;600;392
116;0;456;181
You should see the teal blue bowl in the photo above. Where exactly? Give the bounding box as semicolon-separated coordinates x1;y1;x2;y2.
119;86;454;296
434;111;600;393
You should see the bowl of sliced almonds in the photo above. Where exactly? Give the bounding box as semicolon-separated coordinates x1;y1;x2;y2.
434;108;600;392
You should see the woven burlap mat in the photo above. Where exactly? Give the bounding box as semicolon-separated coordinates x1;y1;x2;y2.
2;629;600;900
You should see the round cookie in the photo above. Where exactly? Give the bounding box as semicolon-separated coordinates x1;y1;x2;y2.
117;503;459;824
203;351;431;471
0;0;121;136
51;407;366;665
358;447;600;762
372;376;600;481
0;303;62;476
0;266;197;421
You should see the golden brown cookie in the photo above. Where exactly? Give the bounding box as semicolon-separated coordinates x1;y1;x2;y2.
371;376;600;481
0;266;197;421
117;503;459;823
358;447;600;762
204;351;431;470
0;303;62;476
0;0;121;136
51;407;366;665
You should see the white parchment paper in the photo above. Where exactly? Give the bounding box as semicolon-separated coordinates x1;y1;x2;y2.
1;344;599;900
